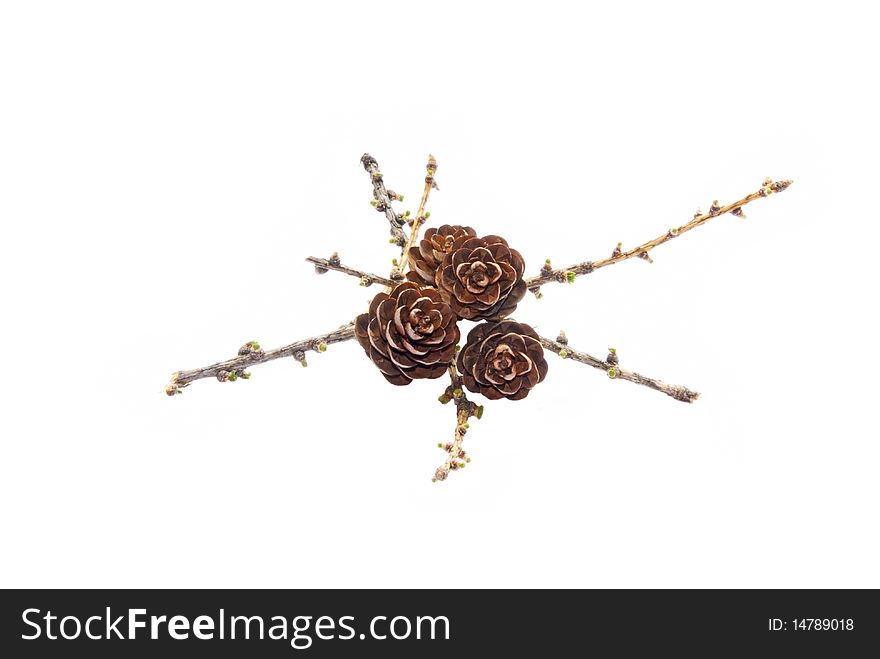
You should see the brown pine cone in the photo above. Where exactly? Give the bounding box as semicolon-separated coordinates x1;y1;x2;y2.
457;320;548;400
436;234;527;320
355;282;460;386
405;224;476;287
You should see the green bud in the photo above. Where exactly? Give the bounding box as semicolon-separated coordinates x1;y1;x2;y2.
250;341;260;350
369;200;377;206
317;342;327;352
559;349;568;358
300;360;308;368
453;388;463;398
566;271;576;284
607;367;618;379
424;211;431;218
474;405;484;419
240;371;251;379
228;371;238;382
398;195;404;202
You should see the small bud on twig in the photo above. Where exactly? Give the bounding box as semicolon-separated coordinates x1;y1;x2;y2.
238;340;262;356
770;179;793;193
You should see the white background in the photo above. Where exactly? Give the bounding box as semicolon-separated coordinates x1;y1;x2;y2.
1;1;878;588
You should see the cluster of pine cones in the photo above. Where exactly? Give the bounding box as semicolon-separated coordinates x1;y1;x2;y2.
355;225;548;401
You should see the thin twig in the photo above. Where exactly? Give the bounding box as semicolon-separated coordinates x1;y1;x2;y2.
360;153;407;248
400;154;438;271
166;323;356;393
306;256;397;287
538;336;699;403
525;178;793;290
433;363;481;482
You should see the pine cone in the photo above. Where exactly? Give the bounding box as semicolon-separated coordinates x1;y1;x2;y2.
457;320;548;400
405;224;476;287
436;234;527;320
355;282;460;386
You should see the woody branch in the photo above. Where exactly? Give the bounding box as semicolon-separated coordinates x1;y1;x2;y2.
526;178;793;295
538;334;699;403
361;153;408;248
306;253;397;287
165;324;356;394
433;364;482;482
399;154;438;271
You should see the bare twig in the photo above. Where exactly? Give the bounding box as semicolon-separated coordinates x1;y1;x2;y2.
433;363;482;482
360;153;408;248
306;256;397;287
400;154;438;271
166;323;356;394
526;178;793;291
538;336;699;403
